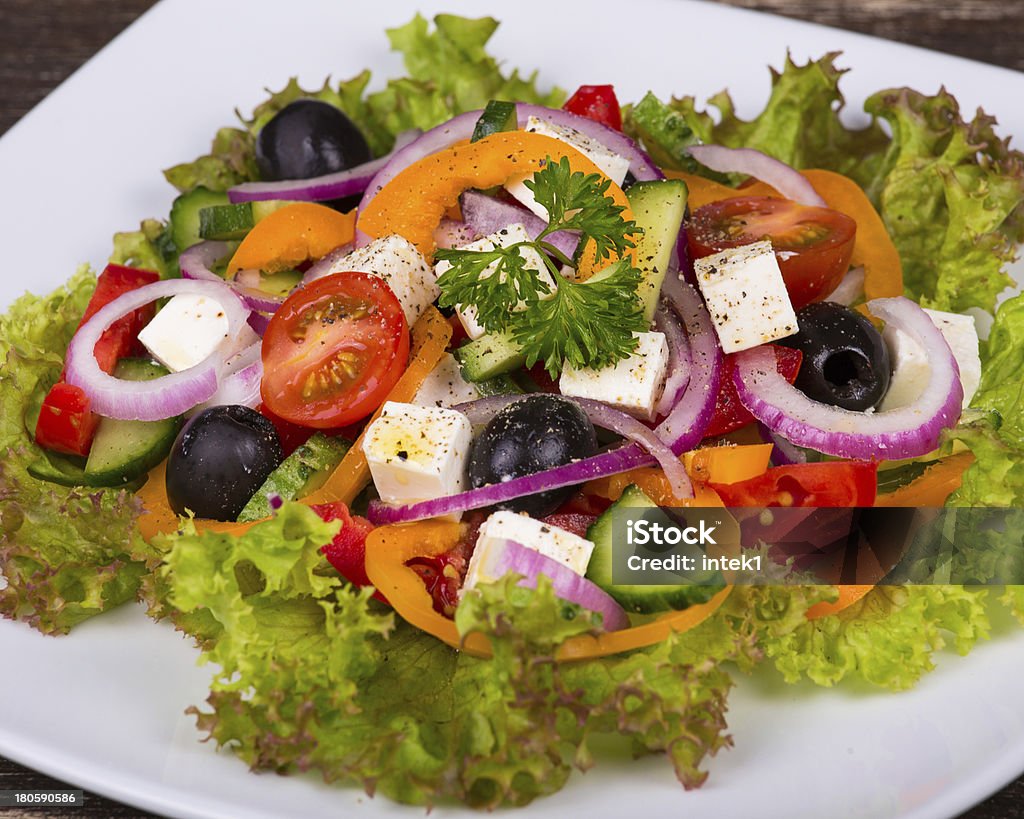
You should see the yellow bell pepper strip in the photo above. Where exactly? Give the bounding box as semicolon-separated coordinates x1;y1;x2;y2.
363;520;732;660
874;451;974;508
226;202;356;276
135;306;451;540
584;443;773;506
357;130;636;277
664;168;903;300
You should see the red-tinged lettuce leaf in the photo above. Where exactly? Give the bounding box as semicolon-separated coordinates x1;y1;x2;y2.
0;267;148;634
157;507;734;807
760;585;990;691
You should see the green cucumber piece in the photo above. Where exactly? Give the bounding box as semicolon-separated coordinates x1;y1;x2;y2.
27;452;89;487
170;186;229;252
585;485;722;614
237;433;351;522
474;373;522;397
83;359;183;487
471;100;518;142
454;331;526;382
626;179;689;322
199;200;292;241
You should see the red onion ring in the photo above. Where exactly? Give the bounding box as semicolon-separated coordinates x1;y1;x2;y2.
459;191;579;260
824;266;865;306
472;538;629;631
190;341;263;413
226;129;422;204
179;241;285;313
756;422;808;466
654;304;691;419
688;145;827;207
733;297;964;460
65;280;251;421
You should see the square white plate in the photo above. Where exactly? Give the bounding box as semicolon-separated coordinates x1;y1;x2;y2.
2;2;1024;818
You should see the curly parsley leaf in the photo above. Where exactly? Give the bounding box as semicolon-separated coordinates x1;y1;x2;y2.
436;156;646;377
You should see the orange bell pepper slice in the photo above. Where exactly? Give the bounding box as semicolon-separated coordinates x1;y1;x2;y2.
874;451;974;508
363;520;732;660
135;306;451;540
357;130;636;277
226;202;355;276
665;168;902;301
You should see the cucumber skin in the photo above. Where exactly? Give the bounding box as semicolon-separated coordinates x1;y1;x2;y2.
586;484;722;614
237;434;350;522
471;100;518;142
170;186;230;252
454;331;526;382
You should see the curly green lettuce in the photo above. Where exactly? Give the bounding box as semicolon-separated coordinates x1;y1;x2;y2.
155;505;733;807
0;268;148;633
626;54;1024;315
164;13;563;192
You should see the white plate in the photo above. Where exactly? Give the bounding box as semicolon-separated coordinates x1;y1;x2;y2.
2;1;1023;817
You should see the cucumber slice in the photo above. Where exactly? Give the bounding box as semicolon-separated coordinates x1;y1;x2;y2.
83;359;183;487
27;451;89;487
471;100;518;142
455;331;526;382
585;485;723;613
169;186;229;252
237;433;351;522
199;200;292;241
474;373;522;397
626;179;689;322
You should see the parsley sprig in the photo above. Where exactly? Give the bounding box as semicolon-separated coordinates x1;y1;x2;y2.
435;156;647;377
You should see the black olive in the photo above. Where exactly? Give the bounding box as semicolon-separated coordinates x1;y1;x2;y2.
779;301;891;411
165;405;283;521
468;395;598;517
255;99;371;182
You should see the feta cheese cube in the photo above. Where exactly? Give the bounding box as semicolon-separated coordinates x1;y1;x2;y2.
879;308;981;411
413;353;482;409
138;293;259;373
320;234;439;326
434;223;551;340
694;240;798;354
559;331;670;421
463;510;596;592
362;402;472;511
505;116;631;220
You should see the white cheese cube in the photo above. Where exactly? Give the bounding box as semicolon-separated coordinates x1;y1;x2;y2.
879;308;981;411
559;331;670;421
321;234;439;326
413;353;482;409
138;293;259;373
434;223;551;340
694;240;799;354
463;510;596;592
505;116;631;220
362;402;472;512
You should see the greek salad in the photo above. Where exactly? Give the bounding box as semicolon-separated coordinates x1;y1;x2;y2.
2;12;1024;808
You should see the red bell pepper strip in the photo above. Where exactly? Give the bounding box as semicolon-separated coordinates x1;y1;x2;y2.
710;461;878;508
34;264;159;456
705;345;802;438
563;84;623;131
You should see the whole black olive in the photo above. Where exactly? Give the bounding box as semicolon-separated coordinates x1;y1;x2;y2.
166;405;283;521
468;395;598;517
779;301;891;411
256;99;371;182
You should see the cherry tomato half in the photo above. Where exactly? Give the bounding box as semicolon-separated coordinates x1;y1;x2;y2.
688;196;857;309
563;84;623;131
261;272;409;428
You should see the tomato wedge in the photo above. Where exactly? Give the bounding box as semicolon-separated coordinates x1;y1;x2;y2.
706;345;802;438
710;461;878;507
261;272;409;428
688;196;857;310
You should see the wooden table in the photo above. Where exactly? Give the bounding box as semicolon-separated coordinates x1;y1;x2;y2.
0;1;1021;816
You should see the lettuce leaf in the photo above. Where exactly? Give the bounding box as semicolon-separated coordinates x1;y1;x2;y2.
761;585;990;690
0;268;148;633
1002;586;1024;624
627;54;1024;314
164;14;563;192
156;507;732;807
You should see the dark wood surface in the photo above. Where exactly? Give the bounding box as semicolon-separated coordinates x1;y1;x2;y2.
0;1;1021;817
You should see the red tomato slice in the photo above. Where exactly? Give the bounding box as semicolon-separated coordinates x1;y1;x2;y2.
563;84;623;131
705;345;802;438
710;461;878;507
688;196;857;309
261;272;409;428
